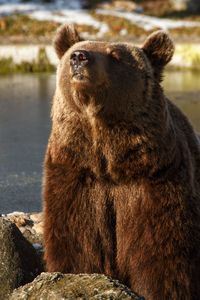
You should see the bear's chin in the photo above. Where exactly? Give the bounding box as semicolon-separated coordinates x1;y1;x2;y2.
72;73;89;81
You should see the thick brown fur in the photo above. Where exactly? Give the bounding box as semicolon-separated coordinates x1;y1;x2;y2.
43;25;200;300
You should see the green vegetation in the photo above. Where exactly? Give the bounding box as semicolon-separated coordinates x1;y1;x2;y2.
2;44;200;74
0;48;55;74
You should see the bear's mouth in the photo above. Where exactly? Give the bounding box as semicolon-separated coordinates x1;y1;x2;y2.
72;71;90;82
72;72;88;81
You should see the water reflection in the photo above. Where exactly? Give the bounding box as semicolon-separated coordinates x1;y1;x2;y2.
0;71;199;213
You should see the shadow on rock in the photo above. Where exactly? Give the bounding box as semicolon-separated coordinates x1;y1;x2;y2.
0;218;43;299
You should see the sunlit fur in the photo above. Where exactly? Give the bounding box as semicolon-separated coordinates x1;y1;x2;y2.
43;25;200;300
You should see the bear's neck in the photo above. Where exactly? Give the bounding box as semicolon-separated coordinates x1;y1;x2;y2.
52;89;180;181
87;102;179;182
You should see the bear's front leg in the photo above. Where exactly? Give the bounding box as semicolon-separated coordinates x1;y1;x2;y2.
43;153;82;272
43;150;117;275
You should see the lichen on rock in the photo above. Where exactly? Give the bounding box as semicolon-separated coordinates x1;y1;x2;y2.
9;272;144;300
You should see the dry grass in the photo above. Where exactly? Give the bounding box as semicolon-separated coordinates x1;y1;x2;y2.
91;11;152;38
0;15;58;40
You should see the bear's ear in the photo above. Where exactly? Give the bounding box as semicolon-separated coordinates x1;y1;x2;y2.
53;24;81;59
142;31;174;80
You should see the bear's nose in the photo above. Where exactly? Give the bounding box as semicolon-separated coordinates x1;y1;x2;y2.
70;50;90;67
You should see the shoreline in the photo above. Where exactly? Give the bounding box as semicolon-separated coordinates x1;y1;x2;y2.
0;43;200;73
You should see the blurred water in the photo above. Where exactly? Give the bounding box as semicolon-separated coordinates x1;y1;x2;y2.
0;71;199;213
163;70;200;132
0;74;53;213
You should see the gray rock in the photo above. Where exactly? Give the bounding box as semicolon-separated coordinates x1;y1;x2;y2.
9;272;144;300
0;218;42;299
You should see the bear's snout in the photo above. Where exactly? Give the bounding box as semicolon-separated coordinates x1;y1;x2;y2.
70;50;93;82
70;50;91;69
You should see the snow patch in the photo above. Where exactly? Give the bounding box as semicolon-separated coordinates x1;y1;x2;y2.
28;9;109;38
29;9;103;28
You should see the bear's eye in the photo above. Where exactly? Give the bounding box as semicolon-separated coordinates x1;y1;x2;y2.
106;48;122;62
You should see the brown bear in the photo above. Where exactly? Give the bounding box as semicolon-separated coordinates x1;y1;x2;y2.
43;24;200;300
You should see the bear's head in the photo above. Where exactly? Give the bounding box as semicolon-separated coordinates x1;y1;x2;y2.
54;24;174;123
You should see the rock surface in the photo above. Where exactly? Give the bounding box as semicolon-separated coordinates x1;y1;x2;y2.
9;272;144;300
0;218;42;299
2;211;43;245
